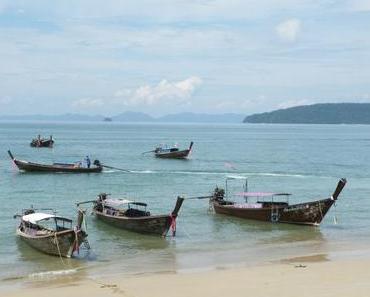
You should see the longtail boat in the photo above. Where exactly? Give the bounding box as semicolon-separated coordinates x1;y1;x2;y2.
154;142;193;159
8;150;103;173
210;177;346;226
78;193;184;236
30;135;54;148
14;208;88;257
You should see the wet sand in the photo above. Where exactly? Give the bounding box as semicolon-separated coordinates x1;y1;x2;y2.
2;256;370;297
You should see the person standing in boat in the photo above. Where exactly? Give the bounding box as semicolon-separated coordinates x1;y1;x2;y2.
85;156;91;168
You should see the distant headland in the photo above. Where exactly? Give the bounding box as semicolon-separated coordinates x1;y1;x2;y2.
0;112;245;124
243;103;370;124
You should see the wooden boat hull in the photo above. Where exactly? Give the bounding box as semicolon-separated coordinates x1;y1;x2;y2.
212;178;346;226
213;198;335;226
13;159;103;173
154;141;193;159
155;149;191;159
8;151;103;173
17;228;87;258
94;211;174;236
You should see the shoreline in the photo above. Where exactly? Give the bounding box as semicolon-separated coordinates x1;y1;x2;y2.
2;253;370;297
3;245;370;296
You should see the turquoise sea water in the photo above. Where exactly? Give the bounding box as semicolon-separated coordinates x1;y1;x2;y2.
0;122;369;285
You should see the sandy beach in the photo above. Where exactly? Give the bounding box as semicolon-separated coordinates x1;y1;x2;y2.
2;255;370;297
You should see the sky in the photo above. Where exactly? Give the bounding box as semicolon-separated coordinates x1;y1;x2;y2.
0;0;370;116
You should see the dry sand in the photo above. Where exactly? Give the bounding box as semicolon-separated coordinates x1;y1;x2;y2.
2;256;370;297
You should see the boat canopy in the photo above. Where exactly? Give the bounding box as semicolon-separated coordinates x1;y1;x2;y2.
226;175;247;180
236;192;292;197
22;213;55;224
103;198;134;208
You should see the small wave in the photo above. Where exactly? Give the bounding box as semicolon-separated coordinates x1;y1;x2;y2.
116;169;309;178
173;171;227;176
130;170;155;174
255;173;306;178
28;269;78;280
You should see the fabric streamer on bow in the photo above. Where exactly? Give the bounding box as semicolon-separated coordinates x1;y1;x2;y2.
170;215;177;237
73;227;80;254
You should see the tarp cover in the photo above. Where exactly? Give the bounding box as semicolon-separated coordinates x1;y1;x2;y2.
236;192;291;197
226;175;246;180
103;198;133;208
22;213;55;224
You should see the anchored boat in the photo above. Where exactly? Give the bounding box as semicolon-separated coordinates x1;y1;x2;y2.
210;177;346;226
14;208;88;257
78;193;184;236
154;142;193;159
30;135;54;148
8;150;103;173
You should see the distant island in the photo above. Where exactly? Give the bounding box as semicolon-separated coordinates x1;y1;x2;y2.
0;112;245;123
243;103;370;124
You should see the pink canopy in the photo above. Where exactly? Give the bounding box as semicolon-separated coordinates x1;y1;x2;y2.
236;192;291;197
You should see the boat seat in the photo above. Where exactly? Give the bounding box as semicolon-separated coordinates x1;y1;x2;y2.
124;208;150;217
233;203;263;209
35;230;52;236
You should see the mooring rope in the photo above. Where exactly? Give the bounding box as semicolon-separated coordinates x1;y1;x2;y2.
54;232;66;266
333;202;338;224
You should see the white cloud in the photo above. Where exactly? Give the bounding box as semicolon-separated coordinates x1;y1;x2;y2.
115;76;202;106
277;99;311;109
0;96;12;105
348;0;370;11
0;1;327;21
71;76;202;112
72;98;104;108
276;18;301;42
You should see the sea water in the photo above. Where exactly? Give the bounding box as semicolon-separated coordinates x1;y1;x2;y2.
0;122;369;284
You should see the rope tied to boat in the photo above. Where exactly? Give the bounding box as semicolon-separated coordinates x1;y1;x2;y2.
333;201;338;225
54;232;66;266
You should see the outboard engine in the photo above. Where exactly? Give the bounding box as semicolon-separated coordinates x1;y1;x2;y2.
95;193;108;212
98;193;108;201
213;187;225;201
93;159;101;167
24;209;35;215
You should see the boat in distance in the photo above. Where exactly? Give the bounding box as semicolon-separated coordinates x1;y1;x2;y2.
30;135;54;148
210;177;347;226
154;142;193;159
78;193;184;236
8;150;103;173
14;208;88;258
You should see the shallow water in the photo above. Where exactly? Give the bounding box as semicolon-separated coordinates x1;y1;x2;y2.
0;122;369;284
